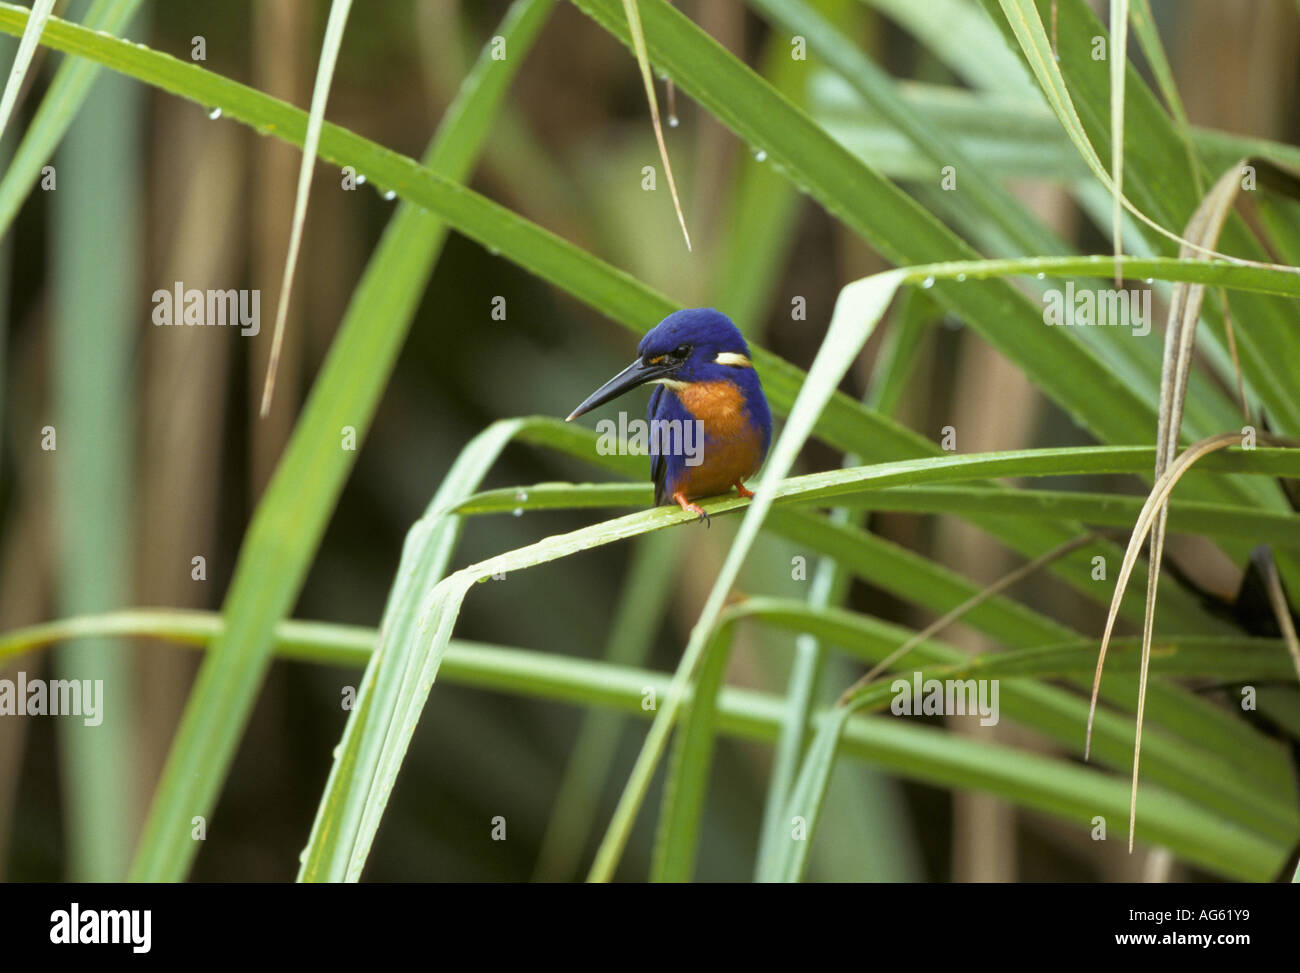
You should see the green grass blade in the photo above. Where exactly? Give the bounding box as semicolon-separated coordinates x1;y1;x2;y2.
0;2;971;477
2;6;1295;459
128;0;556;882
814;76;1300;182
466;476;1232;650
750;0;1064;259
766;625;1298;881
575;0;1300;469
546;18;813;863
757;291;932;877
1108;0;1128;284
454;475;1288;796
754;544;848;876
0;0;144;237
303;415;629;882
303;421;545;882
982;0;1300;438
757;702;855;881
708;26;808;336
650;622;731;881
859;0;1032;95
49;21;143;877
3;608;1292;880
806;485;1300;546
533;531;678;881
995;0;1206;262
500;444;1300;506
9;610;1296;696
576;0;1167;449
588;271;904;880
292;3;561;885
1127;0;1202;197
459;479;1300;549
722;597;1298;840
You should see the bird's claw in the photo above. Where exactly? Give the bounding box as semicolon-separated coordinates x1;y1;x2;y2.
673;493;711;527
734;480;755;499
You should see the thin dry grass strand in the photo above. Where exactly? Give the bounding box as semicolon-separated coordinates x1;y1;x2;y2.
1219;287;1248;419
621;0;691;251
0;0;53;140
1083;432;1242;850
838;531;1114;707
1258;548;1300;684
1105;164;1255;852
1084;432;1245;757
260;0;353;417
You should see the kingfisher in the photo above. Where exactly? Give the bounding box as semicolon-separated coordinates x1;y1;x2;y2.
566;308;772;525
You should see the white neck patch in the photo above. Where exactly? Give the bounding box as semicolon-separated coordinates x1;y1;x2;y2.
714;351;752;367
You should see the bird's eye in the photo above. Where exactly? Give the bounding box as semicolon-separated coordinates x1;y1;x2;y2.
672;344;692;358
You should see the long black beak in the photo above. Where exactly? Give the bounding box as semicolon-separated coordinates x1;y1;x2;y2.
566;357;676;421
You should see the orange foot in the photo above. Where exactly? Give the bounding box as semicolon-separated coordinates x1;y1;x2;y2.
733;480;755;499
673;491;710;528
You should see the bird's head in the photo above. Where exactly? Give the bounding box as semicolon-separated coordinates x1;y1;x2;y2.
566;308;753;420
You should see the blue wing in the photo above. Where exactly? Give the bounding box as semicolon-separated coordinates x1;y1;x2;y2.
648;384;669;506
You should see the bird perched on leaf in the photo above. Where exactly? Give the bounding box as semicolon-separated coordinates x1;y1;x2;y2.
566;308;772;525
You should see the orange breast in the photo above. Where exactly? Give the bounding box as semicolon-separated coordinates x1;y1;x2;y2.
673;380;764;499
